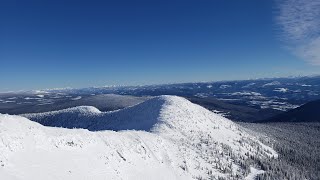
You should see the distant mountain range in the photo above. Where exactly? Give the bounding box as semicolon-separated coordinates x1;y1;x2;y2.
186;96;282;122
1;75;320;122
261;99;320;123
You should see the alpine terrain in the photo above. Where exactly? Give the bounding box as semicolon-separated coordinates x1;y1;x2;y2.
0;96;277;180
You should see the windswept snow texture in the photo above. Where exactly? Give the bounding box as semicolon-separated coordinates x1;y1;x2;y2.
1;96;276;180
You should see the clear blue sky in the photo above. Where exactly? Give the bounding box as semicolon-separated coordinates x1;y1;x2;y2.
1;0;319;91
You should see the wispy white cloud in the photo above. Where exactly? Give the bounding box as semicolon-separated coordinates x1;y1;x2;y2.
276;0;320;65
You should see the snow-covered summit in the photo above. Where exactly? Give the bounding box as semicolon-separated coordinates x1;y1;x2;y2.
1;96;277;180
22;95;244;133
23;95;203;131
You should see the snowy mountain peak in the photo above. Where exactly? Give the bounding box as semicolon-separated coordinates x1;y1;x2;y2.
21;95;238;132
1;96;277;180
54;105;102;114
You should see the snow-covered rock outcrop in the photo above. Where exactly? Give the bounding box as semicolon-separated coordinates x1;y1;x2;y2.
0;96;277;180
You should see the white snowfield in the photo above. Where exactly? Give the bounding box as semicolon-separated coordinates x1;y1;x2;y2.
0;96;277;180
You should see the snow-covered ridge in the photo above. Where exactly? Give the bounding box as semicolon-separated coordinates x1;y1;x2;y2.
1;96;277;180
26;105;102;116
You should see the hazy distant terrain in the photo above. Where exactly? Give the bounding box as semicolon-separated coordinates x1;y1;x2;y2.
186;96;282;122
0;94;149;115
1;76;319;122
261;99;320;123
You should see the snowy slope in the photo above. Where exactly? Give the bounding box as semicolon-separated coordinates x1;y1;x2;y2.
1;96;277;180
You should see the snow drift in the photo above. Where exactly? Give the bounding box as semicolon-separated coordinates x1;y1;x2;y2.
0;95;277;180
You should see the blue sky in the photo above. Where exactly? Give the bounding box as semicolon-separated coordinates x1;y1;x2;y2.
1;0;319;91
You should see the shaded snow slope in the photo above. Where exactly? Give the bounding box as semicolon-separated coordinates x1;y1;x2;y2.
22;106;103;130
1;96;277;180
23;96;166;131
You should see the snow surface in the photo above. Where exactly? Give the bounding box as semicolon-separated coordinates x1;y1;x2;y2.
219;85;231;89
262;81;281;87
230;92;262;96
1;96;277;180
273;88;288;93
242;83;256;88
71;96;82;100
244;167;264;180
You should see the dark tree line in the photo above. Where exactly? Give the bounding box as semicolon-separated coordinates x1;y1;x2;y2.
240;122;320;180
